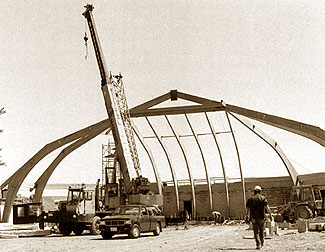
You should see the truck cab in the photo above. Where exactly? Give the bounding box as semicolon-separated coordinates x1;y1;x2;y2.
43;185;101;236
65;186;95;214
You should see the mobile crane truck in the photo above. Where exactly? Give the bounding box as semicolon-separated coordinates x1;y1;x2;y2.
26;4;163;236
82;4;164;238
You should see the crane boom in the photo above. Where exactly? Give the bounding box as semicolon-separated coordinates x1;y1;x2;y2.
83;4;143;195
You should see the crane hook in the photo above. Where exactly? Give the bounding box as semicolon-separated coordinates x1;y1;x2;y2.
84;32;89;60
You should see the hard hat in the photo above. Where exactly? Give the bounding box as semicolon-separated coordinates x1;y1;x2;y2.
254;185;262;191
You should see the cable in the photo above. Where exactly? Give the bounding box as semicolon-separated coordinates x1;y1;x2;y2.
289;158;313;173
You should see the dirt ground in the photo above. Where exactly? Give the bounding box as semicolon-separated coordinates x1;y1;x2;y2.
1;223;325;252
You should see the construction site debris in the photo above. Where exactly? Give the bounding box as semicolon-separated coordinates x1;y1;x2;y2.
0;223;50;238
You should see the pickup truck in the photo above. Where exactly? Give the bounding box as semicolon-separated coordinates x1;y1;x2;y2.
98;204;165;239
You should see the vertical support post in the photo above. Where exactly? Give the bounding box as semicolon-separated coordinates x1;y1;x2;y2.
132;121;163;195
225;111;246;213
184;114;213;214
205;112;230;218
165;115;197;219
145;117;180;214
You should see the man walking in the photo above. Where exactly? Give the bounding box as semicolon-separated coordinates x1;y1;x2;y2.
246;185;271;250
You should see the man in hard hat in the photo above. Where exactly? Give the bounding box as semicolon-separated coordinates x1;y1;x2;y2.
246;185;271;250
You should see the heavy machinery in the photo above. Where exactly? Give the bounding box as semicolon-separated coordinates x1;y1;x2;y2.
43;184;101;235
8;4;162;229
82;4;162;213
276;185;325;222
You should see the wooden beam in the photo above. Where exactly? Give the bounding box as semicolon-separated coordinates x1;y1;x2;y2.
130;105;225;118
1;119;110;222
225;104;325;147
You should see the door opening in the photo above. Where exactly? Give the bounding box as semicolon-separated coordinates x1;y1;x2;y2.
183;201;192;219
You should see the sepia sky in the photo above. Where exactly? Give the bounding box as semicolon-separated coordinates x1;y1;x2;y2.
0;0;325;194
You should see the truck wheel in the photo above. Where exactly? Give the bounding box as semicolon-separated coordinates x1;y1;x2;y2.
295;205;313;219
128;224;141;238
153;222;161;236
101;231;113;239
90;216;101;235
59;223;72;236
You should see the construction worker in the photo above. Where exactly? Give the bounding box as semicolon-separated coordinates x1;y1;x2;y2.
246;185;271;250
182;210;189;229
212;210;221;224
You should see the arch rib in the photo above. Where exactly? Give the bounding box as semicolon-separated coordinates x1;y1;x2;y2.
225;111;246;213
1;119;110;222
131;121;163;195
145;117;180;214
228;112;298;185
205;112;230;218
32;124;110;203
184;114;213;213
165;115;197;219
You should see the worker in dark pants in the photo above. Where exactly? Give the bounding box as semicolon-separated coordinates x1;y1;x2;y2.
246;185;271;250
182;210;189;229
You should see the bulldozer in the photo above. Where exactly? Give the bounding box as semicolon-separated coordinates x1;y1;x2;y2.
275;185;325;222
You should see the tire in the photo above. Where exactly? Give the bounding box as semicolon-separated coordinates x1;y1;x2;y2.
153;222;161;236
90;216;101;235
128;224;141;238
273;214;284;223
295;205;313;219
101;231;113;239
59;222;72;236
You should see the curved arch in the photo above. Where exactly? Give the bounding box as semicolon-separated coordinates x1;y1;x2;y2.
1;119;110;222
32;125;110;203
145;117;180;214
131;121;162;195
205;112;230;218
225;111;246;211
184;114;213;213
228;112;298;185
165;115;196;219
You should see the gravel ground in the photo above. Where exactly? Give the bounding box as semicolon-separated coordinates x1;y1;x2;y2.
1;224;324;252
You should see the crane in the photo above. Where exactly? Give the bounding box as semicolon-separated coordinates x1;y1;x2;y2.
82;4;151;201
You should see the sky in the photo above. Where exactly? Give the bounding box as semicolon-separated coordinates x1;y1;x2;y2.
0;0;325;195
